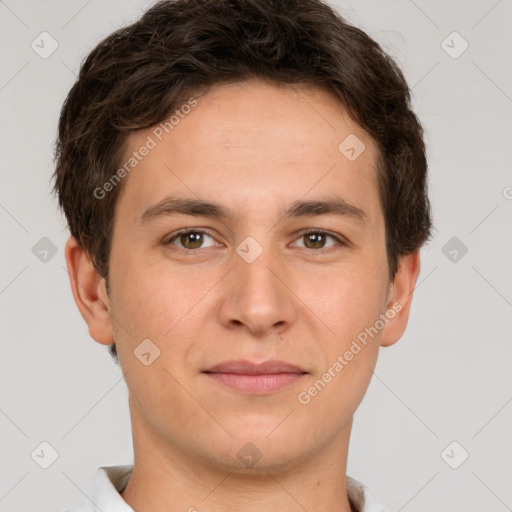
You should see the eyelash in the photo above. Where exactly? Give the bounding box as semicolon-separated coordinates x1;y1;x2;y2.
164;228;348;254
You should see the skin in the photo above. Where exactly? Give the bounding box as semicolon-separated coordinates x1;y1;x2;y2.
65;77;420;512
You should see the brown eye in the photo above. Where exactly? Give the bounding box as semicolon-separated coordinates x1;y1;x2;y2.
293;230;344;250
179;231;203;249
166;229;216;250
303;232;327;249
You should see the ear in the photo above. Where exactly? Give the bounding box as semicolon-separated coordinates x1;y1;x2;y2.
64;236;114;345
380;249;421;348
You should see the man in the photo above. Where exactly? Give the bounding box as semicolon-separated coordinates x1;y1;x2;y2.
54;0;432;510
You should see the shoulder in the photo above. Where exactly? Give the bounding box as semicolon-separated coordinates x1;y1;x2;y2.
347;476;391;512
59;464;134;512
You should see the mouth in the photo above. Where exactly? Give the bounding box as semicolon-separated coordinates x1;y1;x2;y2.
202;359;308;394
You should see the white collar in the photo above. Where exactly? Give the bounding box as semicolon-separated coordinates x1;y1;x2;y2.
64;465;389;512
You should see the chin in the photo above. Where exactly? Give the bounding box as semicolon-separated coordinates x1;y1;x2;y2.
208;442;307;475
200;424;313;473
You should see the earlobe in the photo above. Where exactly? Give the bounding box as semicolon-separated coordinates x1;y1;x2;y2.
380;250;421;348
64;236;114;346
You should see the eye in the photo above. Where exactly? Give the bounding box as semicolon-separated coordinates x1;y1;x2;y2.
165;228;218;250
291;229;346;250
164;228;347;253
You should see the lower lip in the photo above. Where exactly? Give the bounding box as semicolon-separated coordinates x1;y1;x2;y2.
203;372;306;394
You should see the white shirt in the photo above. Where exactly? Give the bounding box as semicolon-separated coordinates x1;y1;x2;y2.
62;465;389;512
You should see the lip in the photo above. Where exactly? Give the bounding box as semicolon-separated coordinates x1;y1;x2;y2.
202;359;308;394
204;359;306;374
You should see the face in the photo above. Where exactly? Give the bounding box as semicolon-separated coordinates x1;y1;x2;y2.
68;78;418;473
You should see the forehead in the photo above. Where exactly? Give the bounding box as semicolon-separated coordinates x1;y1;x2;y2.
114;78;382;228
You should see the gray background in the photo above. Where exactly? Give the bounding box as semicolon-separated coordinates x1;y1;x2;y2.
1;0;511;511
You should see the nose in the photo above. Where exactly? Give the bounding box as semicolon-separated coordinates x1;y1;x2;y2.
217;243;297;337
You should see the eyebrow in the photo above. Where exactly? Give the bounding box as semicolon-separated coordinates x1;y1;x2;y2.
138;196;368;225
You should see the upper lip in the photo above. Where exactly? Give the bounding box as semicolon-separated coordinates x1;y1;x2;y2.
203;359;307;374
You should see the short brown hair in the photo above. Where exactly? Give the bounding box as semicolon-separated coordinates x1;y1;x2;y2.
53;0;432;285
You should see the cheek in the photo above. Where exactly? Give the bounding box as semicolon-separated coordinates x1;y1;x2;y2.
294;267;386;421
109;258;206;420
299;258;388;343
108;245;190;340
299;346;378;435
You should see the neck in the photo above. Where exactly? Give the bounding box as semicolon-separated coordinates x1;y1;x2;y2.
121;397;355;512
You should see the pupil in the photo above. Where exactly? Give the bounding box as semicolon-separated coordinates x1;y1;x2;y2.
182;232;202;248
306;233;324;249
178;232;326;250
